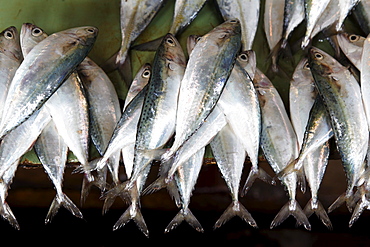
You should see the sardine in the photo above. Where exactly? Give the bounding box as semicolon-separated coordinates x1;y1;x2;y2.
0;26;98;138
210;124;257;229
309;47;368;210
0;26;22;125
162;20;241;168
217;0;260;50
253;68;310;230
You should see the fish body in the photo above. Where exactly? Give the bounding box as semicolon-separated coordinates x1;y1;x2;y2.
309;47;368;201
282;0;305;44
0;26;98;138
253;68;310;230
162;20;241;163
264;0;285;51
337;0;360;31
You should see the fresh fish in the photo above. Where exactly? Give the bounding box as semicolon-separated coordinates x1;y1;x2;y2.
162;20;241;169
34;121;83;223
115;0;164;68
253;68;310;230
78;57;122;187
169;0;207;35
282;0;305;48
302;0;331;49
216;51;272;194
361;34;370;130
337;0;360;31
104;34;186;237
289;59;332;228
309;47;368;211
337;33;365;70
121;63;151;179
0;26;98;138
353;1;370;35
165;148;205;233
210;124;257;229
217;0;260;50
0;26;22;125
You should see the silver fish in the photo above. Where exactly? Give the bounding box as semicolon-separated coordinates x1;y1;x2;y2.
217;0;260;50
337;33;365;70
282;0;305;48
353;0;370;34
0;26;22;125
337;0;360;31
361;34;370;130
162;20;241;166
210;124;257;229
302;0;331;49
115;0;164;66
0;26;98;138
253;68;310;230
309;47;368;210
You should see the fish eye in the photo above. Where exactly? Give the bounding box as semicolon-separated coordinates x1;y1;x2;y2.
230;19;238;23
196;36;201;42
304;62;310;70
142;69;151;78
349;34;360;42
32;28;43;37
239;53;248;61
314;52;323;60
4;30;13;39
166;37;175;46
86;28;95;33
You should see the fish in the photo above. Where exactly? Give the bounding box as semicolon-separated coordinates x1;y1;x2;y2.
162;19;241;173
210;124;257;229
337;0;360;31
78;57;122;188
0;26;98;138
253;68;311;230
309;47;368;212
352;0;370;35
104;33;186;237
0;26;22;125
282;0;305;48
302;0;331;49
337;33;365;70
164;148;205;233
217;0;260;50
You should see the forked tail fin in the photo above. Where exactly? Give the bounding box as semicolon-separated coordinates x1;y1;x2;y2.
303;198;332;230
0;201;19;230
241;167;274;196
214;201;257;229
113;203;149;238
349;196;370;227
45;193;83;224
328;192;356;214
164;208;204;233
270;200;311;230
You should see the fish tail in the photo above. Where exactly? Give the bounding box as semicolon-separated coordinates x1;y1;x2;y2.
275;158;300;180
165;208;204;233
303;198;332;230
102;181;129;215
297;167;307;194
131;36;164;51
349;196;370;227
214;201;257;229
268;38;284;73
45;193;83;224
241;166;274;196
113;203;149;238
0;202;19;230
101;49;132;88
80;173;94;206
270;200;311;231
328;192;357;213
142;176;167;195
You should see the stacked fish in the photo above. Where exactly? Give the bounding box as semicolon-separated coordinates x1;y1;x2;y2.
1;0;370;236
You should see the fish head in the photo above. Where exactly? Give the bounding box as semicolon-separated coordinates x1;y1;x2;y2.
208;19;241;47
308;47;343;76
0;26;22;62
237;50;256;80
20;23;48;56
62;26;99;48
129;63;151;95
160;33;187;72
186;34;201;55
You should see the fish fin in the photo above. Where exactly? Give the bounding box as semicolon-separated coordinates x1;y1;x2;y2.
0;202;19;230
349;196;370;227
267;38;285;73
100;52;119;73
142;175;167;195
303;198;332;230
214;201;257;229
166;180;182;208
241;166;274;196
164;208;204;233
101;50;132;88
102;182;130;214
131;36;164;51
80;173;95;206
297;167;307;194
72;158;102;174
45;193;83;224
113;203;149;238
328;193;349;213
270;200;311;231
275;158;300;180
